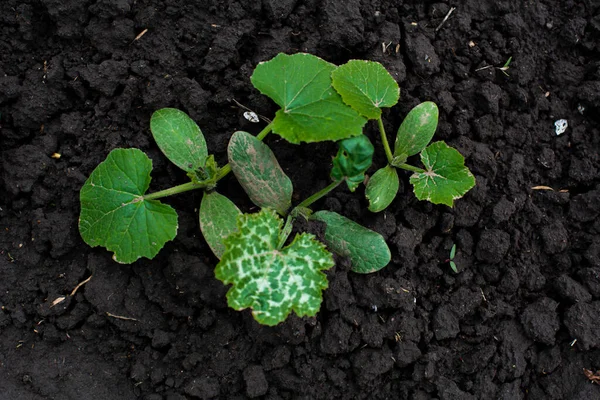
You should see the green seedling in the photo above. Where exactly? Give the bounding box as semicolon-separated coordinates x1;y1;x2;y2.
330;59;475;210
475;56;513;76
446;244;458;273
79;53;392;326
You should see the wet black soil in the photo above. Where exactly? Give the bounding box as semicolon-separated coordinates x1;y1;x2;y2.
2;0;600;399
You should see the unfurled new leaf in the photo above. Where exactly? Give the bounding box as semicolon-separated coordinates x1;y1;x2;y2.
199;191;241;259
365;165;399;212
228;131;293;215
79;149;178;264
331;135;374;192
251;53;367;143
410;141;476;207
150;108;208;172
215;209;334;326
311;211;390;274
331;60;400;119
394;102;439;159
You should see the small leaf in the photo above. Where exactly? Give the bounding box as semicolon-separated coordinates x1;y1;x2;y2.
449;261;457;273
251;53;367;143
215;209;334;326
150;108;208;172
450;244;456;259
365;165;399;212
228;131;293;215
310;211;390;273
410;141;476;207
79;149;178;264
331;60;400;119
394;102;439;158
331;135;374;192
199;191;241;259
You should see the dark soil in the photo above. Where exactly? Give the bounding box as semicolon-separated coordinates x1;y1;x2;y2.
2;0;600;399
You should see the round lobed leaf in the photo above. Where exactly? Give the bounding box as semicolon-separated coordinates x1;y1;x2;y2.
79;149;178;264
365;165;400;212
199;191;242;259
150;108;208;172
331;59;400;119
409;141;476;207
251;53;367;143
215;209;334;326
228;131;293;215
310;210;391;274
394;102;439;159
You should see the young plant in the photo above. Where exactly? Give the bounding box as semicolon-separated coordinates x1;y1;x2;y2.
79;53;392;326
329;60;475;210
447;243;458;273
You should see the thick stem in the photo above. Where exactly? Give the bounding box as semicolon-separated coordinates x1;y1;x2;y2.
297;180;342;209
377;117;394;164
143;181;207;201
396;163;425;174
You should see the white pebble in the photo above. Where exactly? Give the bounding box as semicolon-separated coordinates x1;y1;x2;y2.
554;119;568;136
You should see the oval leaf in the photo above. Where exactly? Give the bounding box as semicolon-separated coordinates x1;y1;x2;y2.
228;131;293;215
331;59;400;119
251;53;367;143
79;149;178;264
310;211;390;273
150;108;208;172
394;102;439;158
199;191;241;259
215;209;334;326
410;141;476;207
331;135;374;192
365;165;399;212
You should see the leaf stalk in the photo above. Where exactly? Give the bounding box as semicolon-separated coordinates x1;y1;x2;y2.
377;117;394;164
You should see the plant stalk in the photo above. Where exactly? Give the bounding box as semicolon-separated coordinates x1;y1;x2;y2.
256;123;273;141
143;181;207;200
297;180;342;209
377;117;394;164
396;163;425;174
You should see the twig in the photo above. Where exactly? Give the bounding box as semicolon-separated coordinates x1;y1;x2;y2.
70;275;92;296
436;7;456;32
230;99;272;123
106;312;139;322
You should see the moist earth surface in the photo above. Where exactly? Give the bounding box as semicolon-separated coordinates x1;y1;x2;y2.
1;0;600;399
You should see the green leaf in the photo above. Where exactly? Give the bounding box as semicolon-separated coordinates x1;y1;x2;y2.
150;108;208;172
331;60;400;119
450;244;456;259
310;211;390;274
199;191;241;259
365;165;399;212
228;131;293;215
394;102;439;158
215;209;334;326
79;149;178;264
410;141;476;207
251;53;367;143
449;261;457;273
331;135;374;192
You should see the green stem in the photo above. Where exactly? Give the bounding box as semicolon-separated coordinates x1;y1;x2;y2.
144;122;274;201
143;181;207;200
396;163;425;174
297;180;342;209
377;117;394;164
256;123;273;141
